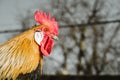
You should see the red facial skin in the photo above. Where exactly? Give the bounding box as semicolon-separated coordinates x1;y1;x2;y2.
40;33;54;56
34;11;58;56
35;25;54;56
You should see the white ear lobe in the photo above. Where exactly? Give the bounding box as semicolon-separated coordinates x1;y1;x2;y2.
34;32;44;45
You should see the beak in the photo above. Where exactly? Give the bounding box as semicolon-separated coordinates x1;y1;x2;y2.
52;35;59;41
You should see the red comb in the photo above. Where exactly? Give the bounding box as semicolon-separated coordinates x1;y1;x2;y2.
34;10;58;35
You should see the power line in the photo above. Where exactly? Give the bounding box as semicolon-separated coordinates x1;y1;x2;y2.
0;19;120;33
60;19;120;28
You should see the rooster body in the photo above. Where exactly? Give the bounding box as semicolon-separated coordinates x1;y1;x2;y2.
0;26;41;79
0;11;58;80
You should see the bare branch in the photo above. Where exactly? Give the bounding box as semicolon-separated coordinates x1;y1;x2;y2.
101;25;120;69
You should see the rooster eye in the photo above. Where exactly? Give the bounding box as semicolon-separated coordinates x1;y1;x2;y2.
44;28;49;32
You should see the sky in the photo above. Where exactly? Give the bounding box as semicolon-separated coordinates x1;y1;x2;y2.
0;0;49;43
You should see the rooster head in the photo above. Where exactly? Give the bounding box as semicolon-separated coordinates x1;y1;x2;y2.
34;10;59;56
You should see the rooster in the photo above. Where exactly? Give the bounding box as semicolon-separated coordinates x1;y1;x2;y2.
0;10;58;80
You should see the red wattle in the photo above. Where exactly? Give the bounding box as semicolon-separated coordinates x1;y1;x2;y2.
40;34;54;56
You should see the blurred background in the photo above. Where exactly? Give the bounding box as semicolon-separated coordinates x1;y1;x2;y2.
0;0;120;76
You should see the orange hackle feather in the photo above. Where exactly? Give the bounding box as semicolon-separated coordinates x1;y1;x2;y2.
0;26;41;80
